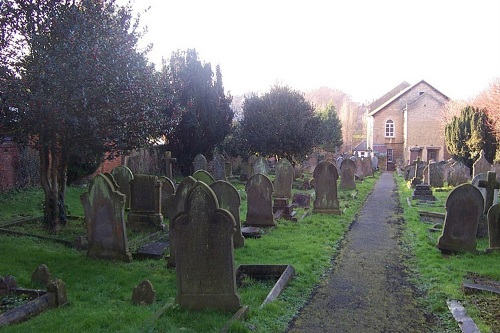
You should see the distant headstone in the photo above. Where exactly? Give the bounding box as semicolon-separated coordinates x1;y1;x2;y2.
132;280;156;306
210;180;245;248
166;176;197;267
355;158;364;180
171;182;241;311
110;166;134;210
192;169;215;185
428;161;444;188
336;157;343;171
437;184;483;253
252;156;268;176
294;165;302;180
313;161;341;214
245;173;275;227
213;154;226;181
192;154;208;172
487;203;500;250
81;174;132;262
339;159;356;190
447;161;471;186
225;162;233;178
478;171;500;215
472;149;491;179
371;155;379;171
274;159;294;198
292;193;311;208
158;176;175;220
128;174;164;231
362;157;373;178
31;264;51;287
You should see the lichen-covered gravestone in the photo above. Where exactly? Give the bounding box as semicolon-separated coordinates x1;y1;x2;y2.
339;158;356;190
313;161;340;214
171;181;241;311
128;174;164;232
158;176;175;221
273;158;294;199
210;180;245;248
192;153;207;172
437;184;484;253
192;169;215;185
252;156;268;176
81;174;132;262
245;173;275;227
213;154;226;181
110;165;134;210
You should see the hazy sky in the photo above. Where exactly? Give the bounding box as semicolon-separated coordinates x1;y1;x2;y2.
126;0;500;103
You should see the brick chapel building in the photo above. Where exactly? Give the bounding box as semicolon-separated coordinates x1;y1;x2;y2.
366;80;450;171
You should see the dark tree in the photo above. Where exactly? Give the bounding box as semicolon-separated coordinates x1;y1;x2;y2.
317;102;343;152
445;106;496;169
0;0;166;231
160;49;233;175
240;85;322;160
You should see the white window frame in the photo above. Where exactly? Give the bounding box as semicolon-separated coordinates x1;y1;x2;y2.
385;119;395;137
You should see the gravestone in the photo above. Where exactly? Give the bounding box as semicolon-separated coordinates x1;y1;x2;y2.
164;151;175;180
355;158;364;180
252;156;268;176
248;155;258;171
292;193;311;208
472;149;491;179
478;171;500;216
362;157;373;178
128;174;164;232
428;161;444;188
313;161;341;214
81;174;132;262
308;153;319;173
336;157;343;171
410;157;423;187
339;159;356;190
487;204;500;250
158;176;175;221
225;162;233;178
422;164;429;185
192;153;208;172
245;173;275;227
192;169;215;185
274;159;294;198
131;280;156;306
213;154;226;181
171;181;241;311
210;180;245;248
110;166;134;210
437;184;483;253
294;165;302;180
447;161;471;186
31;264;51;287
371;155;379;171
166;176;197;268
412;184;436;201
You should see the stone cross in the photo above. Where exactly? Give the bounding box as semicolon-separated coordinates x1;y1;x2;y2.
478;171;500;214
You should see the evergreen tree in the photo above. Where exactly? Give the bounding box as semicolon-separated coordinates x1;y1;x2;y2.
317;102;343;152
445;106;496;169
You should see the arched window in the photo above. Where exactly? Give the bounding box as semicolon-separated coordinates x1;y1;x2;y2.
385;119;394;137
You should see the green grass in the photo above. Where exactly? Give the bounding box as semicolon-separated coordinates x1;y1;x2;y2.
397;174;500;332
0;174;378;333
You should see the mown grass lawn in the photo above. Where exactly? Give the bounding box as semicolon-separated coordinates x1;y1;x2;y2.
0;173;378;333
397;173;500;333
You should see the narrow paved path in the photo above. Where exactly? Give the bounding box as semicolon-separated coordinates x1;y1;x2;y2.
286;171;429;333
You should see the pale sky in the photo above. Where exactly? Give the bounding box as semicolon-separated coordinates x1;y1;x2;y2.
125;0;500;103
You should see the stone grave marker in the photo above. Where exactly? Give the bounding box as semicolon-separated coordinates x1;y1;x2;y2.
437;184;483;253
472;149;491;178
422;164;429;185
171;181;241;311
131;280;156;306
128;174;164;231
192;153;207;172
428;161;444;188
158;176;175;222
31;264;51;287
245;173;275;227
313;161;341;214
274;158;294;199
192;169;215;185
339;159;356;190
371;155;379;171
447;161;471;186
336;157;343;171
292;193;311;208
166;176;197;267
252;156;268;176
210;180;245;248
487;203;500;250
478;171;500;216
362;157;373;178
213;154;226;181
355;158;364;180
110;165;134;210
81;174;132;262
225;161;233;178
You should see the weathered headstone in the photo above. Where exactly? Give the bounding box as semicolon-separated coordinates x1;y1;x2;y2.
171;181;241;311
213;154;226;181
274;159;294;198
164;151;175;180
252;156;268;176
478;171;500;216
428;161;444;188
447;161;471;186
128;174;164;231
31;264;51;287
362;157;373;178
245;173;275;227
110;165;134;210
487;203;500;250
158;176;175;220
336;157;343;171
339;159;356;190
192;153;208;172
210;180;245;248
192;169;215;185
437;184;483;253
166;176;197;268
371;155;379;171
81;174;132;262
473;149;491;179
131;280;156;306
313;161;341;214
355;158;364;180
292;193;311;208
